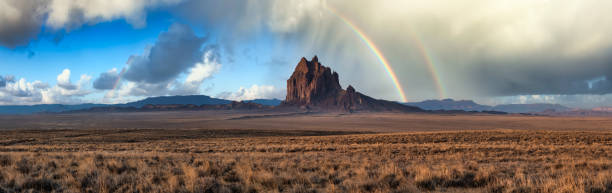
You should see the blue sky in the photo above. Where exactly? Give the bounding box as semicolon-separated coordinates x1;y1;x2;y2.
0;12;164;82
1;0;612;108
0;7;293;104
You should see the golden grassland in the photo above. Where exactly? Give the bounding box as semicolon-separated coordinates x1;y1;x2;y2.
0;112;611;193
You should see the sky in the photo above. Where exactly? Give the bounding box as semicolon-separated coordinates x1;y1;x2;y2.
1;0;612;108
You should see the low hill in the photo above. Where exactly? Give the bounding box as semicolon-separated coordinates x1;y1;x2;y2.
118;95;232;108
0;95;279;114
405;99;570;113
0;104;107;115
492;103;569;113
243;99;282;106
404;99;491;111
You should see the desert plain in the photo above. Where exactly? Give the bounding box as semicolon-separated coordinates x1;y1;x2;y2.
0;111;610;193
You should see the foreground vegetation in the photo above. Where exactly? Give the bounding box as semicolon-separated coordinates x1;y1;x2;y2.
0;129;611;193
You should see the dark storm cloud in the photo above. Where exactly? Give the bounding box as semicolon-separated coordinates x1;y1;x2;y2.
123;23;206;84
0;0;44;48
119;45;221;97
467;49;612;96
173;0;250;29
93;70;121;90
172;0;249;63
171;0;612;102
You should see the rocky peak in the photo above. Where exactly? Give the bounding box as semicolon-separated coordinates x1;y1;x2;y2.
282;56;423;112
285;56;341;105
346;85;355;93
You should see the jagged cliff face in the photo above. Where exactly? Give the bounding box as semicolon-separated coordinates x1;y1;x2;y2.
285;56;341;105
283;56;422;112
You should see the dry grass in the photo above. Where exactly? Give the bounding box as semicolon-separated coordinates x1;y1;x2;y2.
0;112;611;192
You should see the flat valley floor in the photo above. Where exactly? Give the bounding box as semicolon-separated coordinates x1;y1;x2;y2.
0;111;611;193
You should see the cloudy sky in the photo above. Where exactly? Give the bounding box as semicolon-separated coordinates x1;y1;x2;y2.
1;0;612;108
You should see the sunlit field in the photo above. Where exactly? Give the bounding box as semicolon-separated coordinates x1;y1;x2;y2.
0;112;611;193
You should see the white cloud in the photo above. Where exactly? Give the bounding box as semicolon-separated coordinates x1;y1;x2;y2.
56;68;77;90
216;85;284;101
42;71;92;104
46;0;183;29
266;0;322;33
183;50;221;91
46;0;175;29
0;0;182;48
3;78;47;98
0;78;47;104
0;69;92;105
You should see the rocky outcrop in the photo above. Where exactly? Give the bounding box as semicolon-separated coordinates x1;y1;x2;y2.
285;56;341;105
282;56;422;112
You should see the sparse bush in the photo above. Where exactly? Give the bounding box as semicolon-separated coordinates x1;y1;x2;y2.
0;129;610;193
0;155;11;167
22;178;59;192
15;158;30;174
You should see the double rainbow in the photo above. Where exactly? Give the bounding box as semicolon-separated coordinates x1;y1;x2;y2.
325;4;445;101
409;32;446;99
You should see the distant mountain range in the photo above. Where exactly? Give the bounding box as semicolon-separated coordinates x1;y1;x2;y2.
117;95;233;107
0;94;600;115
0;95;283;114
492;103;569;113
404;99;570;113
404;99;491;111
0;96;592;115
243;99;282;106
0;104;108;115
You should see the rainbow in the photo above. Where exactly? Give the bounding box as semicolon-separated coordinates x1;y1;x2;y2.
324;4;408;102
324;3;446;100
107;68;126;98
408;32;446;99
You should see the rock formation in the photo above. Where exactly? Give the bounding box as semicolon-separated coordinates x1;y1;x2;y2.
285;56;341;105
282;56;422;112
